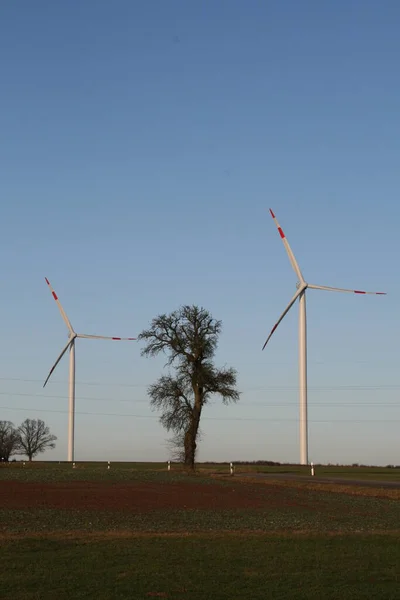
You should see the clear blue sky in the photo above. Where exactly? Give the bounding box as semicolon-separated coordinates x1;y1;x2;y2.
1;1;399;465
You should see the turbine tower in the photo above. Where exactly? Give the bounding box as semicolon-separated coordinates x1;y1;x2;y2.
43;278;136;462
263;210;385;465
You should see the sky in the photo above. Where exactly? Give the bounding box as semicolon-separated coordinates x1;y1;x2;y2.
1;1;399;466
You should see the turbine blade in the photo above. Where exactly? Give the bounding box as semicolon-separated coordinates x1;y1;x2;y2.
269;209;304;282
76;334;136;341
262;287;304;350
308;284;386;296
43;339;74;388
45;278;75;333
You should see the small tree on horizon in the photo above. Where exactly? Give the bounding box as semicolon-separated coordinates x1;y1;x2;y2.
0;421;20;462
17;418;57;461
138;305;240;470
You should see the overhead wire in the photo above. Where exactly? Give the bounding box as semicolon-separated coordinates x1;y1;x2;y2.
0;405;399;423
1;375;399;424
0;390;399;408
0;376;399;392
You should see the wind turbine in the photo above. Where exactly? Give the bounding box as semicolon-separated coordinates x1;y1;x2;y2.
262;210;385;465
43;277;136;462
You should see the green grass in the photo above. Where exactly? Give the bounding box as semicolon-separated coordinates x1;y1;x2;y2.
1;535;399;599
202;463;400;480
0;464;195;483
2;461;400;481
1;500;398;536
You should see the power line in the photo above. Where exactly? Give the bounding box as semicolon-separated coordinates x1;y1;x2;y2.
0;405;399;423
0;377;148;387
1;377;399;392
0;391;399;407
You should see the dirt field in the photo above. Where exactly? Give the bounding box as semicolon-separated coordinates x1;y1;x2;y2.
0;479;312;511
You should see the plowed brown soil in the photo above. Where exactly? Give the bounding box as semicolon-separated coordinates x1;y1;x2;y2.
0;480;305;512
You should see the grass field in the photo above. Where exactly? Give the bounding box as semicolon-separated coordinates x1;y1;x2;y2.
3;460;400;479
1;462;399;599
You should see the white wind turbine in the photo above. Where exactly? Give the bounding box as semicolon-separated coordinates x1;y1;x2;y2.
43;277;136;462
262;210;386;465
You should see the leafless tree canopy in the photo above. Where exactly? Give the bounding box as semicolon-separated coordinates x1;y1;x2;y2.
17;418;57;461
0;421;20;462
139;305;240;469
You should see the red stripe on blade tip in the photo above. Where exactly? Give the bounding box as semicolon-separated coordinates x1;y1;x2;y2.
269;209;275;218
45;277;50;284
277;227;285;239
112;337;122;340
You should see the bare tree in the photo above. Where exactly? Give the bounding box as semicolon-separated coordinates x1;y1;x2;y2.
17;419;57;461
0;421;20;462
139;305;240;470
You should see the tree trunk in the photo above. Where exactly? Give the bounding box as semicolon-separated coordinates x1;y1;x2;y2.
184;405;201;470
184;425;197;470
